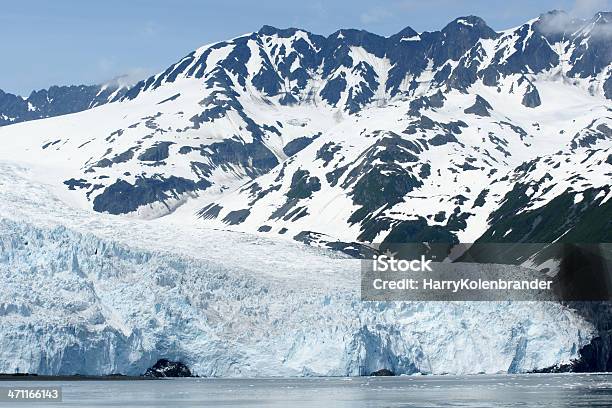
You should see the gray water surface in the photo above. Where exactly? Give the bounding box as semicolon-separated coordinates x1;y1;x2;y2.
1;373;611;407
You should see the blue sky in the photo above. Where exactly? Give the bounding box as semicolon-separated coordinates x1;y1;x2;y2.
1;0;609;95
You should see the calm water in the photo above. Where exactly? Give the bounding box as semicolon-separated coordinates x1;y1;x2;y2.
1;374;611;407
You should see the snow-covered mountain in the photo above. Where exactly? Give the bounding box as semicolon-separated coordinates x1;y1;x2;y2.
1;11;609;249
0;11;610;376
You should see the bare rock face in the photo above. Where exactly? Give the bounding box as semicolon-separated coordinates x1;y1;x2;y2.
521;84;541;108
464;95;492;117
370;368;395;376
144;359;193;378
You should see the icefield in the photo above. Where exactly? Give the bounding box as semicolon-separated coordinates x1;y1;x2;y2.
0;162;595;376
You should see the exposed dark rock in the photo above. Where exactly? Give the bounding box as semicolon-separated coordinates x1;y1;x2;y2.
408;91;446;115
434;211;446;222
604;74;612;100
477;185;611;243
293;231;376;258
112;147;138;164
384;218;459;244
316;142;342;167
63;178;91;190
320;73;347;106
144;359;193;378
42;140;61;149
105;129;124;142
428;90;446;108
370;368;395;376
419;163;431;179
283;206;309;222
198;203;223;219
473;189;489;208
286;169;321;200
282;133;321;157
432;16;498;65
498;121;528;140
157;93;181;104
344;62;379;113
325;165;348;187
573;330;612;372
93;175;211;215
429;133;459;146
570;123;611;150
458;161;480;170
138;142;174;162
521;83;541;108
464;95;492;116
222;209;251;225
203;139;279;178
348;165;420;223
339;133;423;227
534;303;612;373
92;158;113;169
248;184;282;207
270;198;300;221
279;92;298;105
565;12;612;80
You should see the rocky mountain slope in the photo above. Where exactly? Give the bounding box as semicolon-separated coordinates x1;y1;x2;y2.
0;11;610;246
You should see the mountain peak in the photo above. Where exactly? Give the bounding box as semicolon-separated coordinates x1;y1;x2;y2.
391;26;419;40
540;9;568;18
258;25;301;37
329;28;381;39
442;15;496;38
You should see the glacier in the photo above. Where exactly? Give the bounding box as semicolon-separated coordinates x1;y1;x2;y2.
0;162;595;376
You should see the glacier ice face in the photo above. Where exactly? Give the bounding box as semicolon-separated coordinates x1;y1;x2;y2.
0;162;596;376
0;217;594;376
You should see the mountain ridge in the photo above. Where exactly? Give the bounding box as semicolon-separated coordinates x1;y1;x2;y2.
0;82;126;126
0;10;609;251
0;10;611;377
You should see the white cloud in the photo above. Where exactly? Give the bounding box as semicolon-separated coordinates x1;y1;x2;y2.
106;68;151;88
95;57;150;87
539;0;611;39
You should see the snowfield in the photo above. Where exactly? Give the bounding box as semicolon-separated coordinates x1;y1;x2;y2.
0;162;594;376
